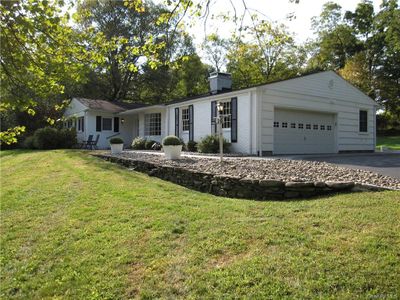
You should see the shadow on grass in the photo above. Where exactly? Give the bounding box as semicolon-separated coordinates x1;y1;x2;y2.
0;149;43;158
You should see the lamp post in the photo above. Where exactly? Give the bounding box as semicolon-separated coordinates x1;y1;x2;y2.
216;102;224;162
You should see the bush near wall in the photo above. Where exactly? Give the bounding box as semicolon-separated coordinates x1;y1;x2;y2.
131;137;147;150
23;127;77;149
197;134;230;153
186;140;198;152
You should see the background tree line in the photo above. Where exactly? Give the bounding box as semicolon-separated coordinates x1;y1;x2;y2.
1;0;399;145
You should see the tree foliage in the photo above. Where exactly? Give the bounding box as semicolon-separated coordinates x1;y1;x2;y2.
311;0;400;121
1;0;399;145
226;20;301;88
201;33;228;72
0;0;88;144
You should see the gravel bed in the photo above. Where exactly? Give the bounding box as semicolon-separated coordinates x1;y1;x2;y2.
116;152;400;190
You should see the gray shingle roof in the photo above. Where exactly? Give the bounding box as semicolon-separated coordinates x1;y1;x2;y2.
75;97;149;113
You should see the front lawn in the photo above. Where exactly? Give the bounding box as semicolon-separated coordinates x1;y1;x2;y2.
1;150;399;299
377;135;400;150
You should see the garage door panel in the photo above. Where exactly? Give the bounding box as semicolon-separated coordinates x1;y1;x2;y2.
274;109;335;154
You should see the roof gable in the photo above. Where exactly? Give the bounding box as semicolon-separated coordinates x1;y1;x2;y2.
260;71;376;106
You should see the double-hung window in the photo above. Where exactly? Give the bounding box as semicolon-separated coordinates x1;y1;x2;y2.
220;101;231;129
77;117;84;132
145;113;161;136
181;108;190;131
102;118;112;131
359;110;368;132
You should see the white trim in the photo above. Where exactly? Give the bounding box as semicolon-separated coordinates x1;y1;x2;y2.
120;105;165;115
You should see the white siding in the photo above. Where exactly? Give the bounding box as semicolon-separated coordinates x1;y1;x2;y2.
64;99;139;149
260;71;376;154
85;111;113;149
65;71;376;154
64;98;87;117
64;99;87;143
167;91;256;154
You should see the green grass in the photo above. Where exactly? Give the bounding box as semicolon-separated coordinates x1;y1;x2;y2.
1;150;400;299
377;135;400;150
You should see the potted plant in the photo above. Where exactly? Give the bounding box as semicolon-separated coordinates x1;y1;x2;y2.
162;135;183;159
110;137;124;154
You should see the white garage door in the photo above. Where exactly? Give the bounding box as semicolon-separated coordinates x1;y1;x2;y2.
274;109;335;154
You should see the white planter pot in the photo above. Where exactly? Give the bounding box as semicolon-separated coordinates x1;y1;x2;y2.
163;145;182;160
110;143;124;154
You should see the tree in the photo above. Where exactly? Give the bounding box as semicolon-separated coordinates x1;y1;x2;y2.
227;41;265;88
372;0;400;120
75;0;166;101
0;0;88;144
137;53;210;103
201;33;228;72
76;0;204;103
339;52;372;95
316;0;400;124
227;20;298;88
309;2;361;70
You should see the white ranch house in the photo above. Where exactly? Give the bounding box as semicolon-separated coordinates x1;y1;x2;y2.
64;71;377;155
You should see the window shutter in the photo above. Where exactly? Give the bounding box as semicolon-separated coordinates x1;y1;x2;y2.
189;105;194;141
231;97;238;142
211;101;217;134
359;110;368;132
96;116;102;132
78;118;81;131
82;117;85;132
175;107;179;137
114;117;119;132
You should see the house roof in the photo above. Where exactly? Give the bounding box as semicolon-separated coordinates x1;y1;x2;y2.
164;70;329;106
75;97;148;113
74;70;376;114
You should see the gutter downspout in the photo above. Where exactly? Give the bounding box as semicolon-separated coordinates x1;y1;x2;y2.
249;91;253;154
257;88;262;156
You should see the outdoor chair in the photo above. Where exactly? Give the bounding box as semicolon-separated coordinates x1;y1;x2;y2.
80;135;93;149
86;134;99;150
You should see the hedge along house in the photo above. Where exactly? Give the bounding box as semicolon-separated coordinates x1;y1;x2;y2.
64;71;377;155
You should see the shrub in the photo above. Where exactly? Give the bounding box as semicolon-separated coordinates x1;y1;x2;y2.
32;127;77;150
23;136;36;149
110;137;124;144
131;137;146;150
162;135;182;146
145;140;158;150
59;128;77;149
197;134;230;153
186;140;198;152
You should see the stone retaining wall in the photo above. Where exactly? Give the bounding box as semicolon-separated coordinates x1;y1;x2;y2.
94;154;388;200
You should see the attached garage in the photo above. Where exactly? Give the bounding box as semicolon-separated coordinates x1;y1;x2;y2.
260;71;376;156
273;108;336;155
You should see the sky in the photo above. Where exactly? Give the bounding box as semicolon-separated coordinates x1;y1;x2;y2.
183;0;383;44
69;0;384;65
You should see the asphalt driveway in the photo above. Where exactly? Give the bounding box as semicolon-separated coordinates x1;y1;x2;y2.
287;152;400;179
